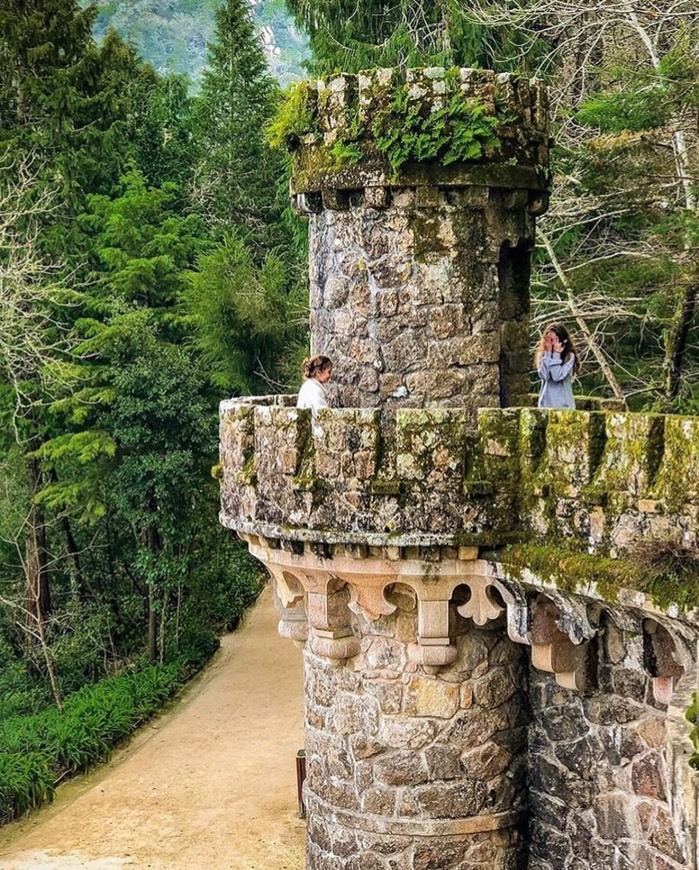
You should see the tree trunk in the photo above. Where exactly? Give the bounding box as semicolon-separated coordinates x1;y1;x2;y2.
539;229;627;404
25;457;51;631
48;469;87;599
146;523;161;664
148;581;158;665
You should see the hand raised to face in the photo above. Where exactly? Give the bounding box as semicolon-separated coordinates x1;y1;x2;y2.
552;336;565;354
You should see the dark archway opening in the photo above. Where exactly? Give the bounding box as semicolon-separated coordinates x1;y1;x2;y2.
498;239;532;407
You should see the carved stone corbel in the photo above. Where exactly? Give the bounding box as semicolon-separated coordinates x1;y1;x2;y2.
643;618;686;704
530;596;593;691
270;577;308;646
245;537;361;661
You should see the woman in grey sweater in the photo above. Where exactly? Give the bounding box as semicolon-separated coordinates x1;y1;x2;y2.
536;324;580;409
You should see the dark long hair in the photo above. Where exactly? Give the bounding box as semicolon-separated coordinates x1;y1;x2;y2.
535;324;581;375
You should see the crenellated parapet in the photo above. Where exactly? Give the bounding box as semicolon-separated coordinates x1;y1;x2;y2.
284;67;551;208
220;396;699;574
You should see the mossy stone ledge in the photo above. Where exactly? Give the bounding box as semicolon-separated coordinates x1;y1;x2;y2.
273;67;551;205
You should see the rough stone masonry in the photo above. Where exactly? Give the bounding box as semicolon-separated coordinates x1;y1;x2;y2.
219;67;699;869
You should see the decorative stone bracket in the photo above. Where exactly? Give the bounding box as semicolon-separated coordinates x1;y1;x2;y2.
530;596;592;691
242;534;527;666
241;533;691;697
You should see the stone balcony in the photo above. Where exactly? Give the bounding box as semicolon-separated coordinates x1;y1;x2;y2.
219;395;699;675
220;395;699;569
220;397;699;869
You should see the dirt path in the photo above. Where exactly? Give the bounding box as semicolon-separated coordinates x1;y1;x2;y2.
0;584;306;870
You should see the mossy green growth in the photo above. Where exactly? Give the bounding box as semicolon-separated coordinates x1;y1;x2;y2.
269;68;502;176
501;543;634;602
267;81;321;150
500;542;699;611
235;455;257;487
687;694;699;770
369;85;500;175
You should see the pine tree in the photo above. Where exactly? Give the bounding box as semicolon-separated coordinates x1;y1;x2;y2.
284;0;490;73
193;0;285;249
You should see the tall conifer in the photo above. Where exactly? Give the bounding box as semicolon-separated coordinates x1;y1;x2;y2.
193;0;284;249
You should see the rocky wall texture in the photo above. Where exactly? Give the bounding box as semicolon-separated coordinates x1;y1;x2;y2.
528;615;693;870
307;190;532;412
302;592;529;870
220;398;699;569
285;67;550;412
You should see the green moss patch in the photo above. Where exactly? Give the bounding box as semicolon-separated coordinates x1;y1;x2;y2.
500;541;699;612
269;68;502;177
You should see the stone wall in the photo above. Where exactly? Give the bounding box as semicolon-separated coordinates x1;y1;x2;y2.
287;67;551;413
219;397;699;570
528;614;693;870
303;601;529;870
307;188;534;412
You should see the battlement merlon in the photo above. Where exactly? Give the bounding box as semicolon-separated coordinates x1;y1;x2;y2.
219;397;699;625
285;67;552;210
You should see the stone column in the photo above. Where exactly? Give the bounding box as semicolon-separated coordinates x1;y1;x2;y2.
221;65;555;870
288;68;551;414
244;536;531;869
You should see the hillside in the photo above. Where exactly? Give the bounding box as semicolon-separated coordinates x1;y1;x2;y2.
88;0;309;86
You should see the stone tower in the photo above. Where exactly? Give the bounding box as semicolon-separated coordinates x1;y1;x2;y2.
220;68;698;870
293;67;550;414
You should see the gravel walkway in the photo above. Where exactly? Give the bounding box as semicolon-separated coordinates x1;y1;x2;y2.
0;584;306;869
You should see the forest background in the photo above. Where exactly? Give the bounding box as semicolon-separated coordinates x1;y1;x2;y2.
0;0;697;826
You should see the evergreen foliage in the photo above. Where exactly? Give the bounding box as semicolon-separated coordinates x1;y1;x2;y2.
88;0;308;87
0;0;297;814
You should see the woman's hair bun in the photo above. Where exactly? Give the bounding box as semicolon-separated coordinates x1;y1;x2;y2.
302;355;333;379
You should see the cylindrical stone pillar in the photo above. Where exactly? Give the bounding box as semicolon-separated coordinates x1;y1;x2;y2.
303;597;529;870
288;67;551;414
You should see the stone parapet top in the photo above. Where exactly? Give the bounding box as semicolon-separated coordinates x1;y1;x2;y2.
220;397;699;566
287;67;551;200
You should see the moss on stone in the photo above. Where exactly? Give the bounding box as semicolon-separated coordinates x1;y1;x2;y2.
500;542;699;611
655;416;699;513
236;455;257;487
409;212;450;264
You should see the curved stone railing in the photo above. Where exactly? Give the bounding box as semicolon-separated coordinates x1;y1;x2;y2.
220;396;699;869
220;396;699;557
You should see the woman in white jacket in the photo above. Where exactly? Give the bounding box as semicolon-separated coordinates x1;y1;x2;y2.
296;355;333;414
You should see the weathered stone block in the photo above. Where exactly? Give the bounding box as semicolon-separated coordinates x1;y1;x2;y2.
374;750;429;786
415;780;486;818
403;675;460;718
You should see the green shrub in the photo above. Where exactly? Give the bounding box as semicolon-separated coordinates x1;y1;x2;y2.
166;625;220;680
0;753;54;825
0;665;181;823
